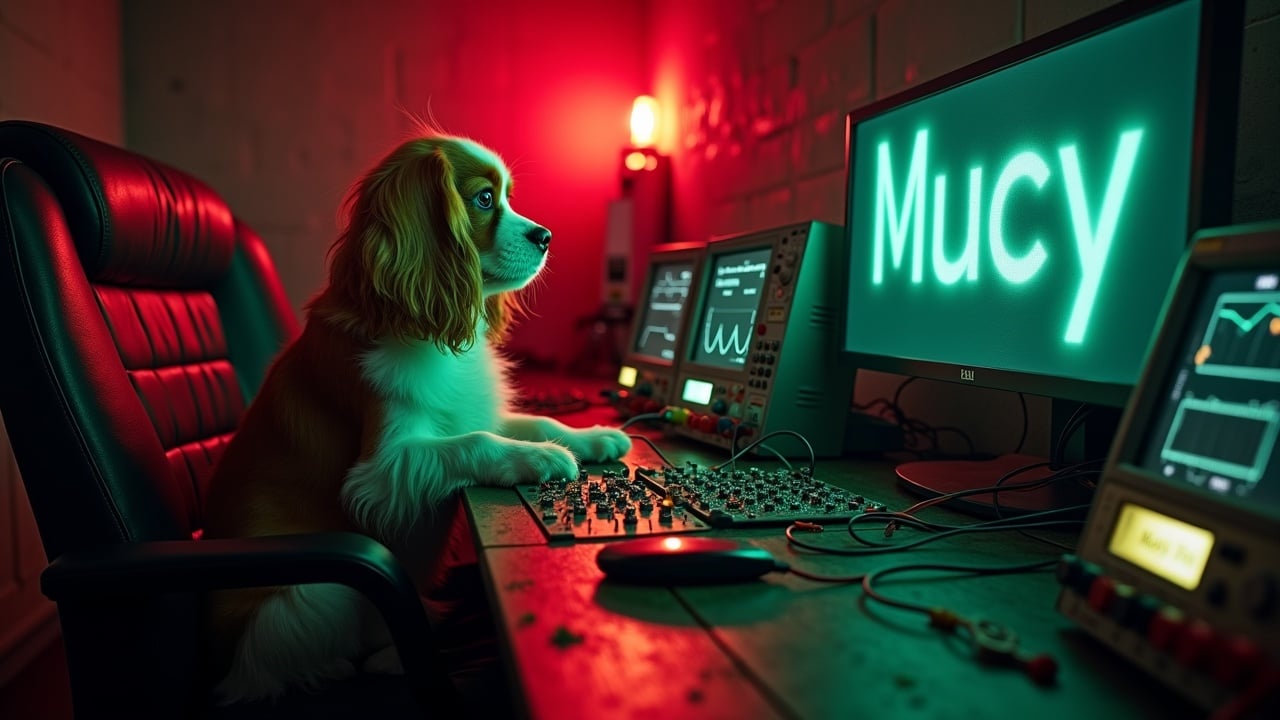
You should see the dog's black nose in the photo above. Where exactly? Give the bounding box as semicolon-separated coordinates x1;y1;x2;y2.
526;227;551;253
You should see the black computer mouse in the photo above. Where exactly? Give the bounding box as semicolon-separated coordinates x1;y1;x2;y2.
595;535;787;585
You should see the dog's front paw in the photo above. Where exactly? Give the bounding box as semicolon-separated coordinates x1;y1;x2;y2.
484;440;579;486
558;426;631;462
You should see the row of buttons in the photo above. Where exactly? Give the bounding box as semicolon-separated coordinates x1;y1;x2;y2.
1057;554;1268;690
669;409;753;438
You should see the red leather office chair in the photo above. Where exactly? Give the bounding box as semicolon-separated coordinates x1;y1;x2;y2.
0;121;458;718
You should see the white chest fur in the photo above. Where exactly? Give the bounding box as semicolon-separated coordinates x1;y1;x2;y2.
359;336;511;439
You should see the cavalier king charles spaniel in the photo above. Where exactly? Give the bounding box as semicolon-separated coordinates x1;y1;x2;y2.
202;128;630;703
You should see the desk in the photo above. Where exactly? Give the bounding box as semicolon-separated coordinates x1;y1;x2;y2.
464;396;1191;719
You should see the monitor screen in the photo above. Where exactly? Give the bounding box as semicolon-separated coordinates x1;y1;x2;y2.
843;0;1230;406
689;246;771;370
632;259;696;362
1136;266;1280;515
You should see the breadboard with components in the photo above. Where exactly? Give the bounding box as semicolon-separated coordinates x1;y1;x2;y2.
635;463;889;527
516;466;711;541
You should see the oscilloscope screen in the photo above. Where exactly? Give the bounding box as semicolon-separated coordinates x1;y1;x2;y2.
632;260;695;361
688;246;772;370
1137;268;1280;514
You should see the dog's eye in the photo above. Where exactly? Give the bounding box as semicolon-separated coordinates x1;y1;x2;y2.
472;190;495;210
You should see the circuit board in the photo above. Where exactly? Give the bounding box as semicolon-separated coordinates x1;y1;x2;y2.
635;463;889;528
516;466;711;541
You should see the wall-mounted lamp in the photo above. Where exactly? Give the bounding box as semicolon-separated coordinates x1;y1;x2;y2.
630;95;659;148
604;95;672;308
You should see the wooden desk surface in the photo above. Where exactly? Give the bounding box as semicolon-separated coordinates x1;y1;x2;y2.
465;392;1192;719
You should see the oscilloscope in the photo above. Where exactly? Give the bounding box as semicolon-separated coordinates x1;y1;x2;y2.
614;242;704;417
1057;221;1280;712
667;221;854;457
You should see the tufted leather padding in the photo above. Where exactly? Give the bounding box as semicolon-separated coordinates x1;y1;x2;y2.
94;285;243;524
0;120;298;561
0;121;236;288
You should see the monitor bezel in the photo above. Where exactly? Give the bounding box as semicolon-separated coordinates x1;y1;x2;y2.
623;241;707;369
839;0;1244;408
677;231;780;378
1107;221;1280;519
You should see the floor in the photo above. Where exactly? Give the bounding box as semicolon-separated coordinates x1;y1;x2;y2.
0;635;73;720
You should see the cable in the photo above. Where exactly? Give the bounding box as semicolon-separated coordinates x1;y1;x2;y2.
783;565;865;584
861;558;1055;613
728;423;794;471
988;458;1101;551
861;559;1061;686
626;434;677;468
712;429;817;477
780;506;1086;556
620;411;666;431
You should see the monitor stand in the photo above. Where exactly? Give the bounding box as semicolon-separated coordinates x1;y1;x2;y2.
894;402;1121;519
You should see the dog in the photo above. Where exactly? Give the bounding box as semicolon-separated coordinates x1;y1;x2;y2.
202;127;631;703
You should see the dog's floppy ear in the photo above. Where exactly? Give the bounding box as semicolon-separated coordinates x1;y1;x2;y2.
324;141;484;350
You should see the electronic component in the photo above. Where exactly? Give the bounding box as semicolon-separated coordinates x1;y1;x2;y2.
668;221;854;457
635;463;888;528
516;465;711;541
614;242;704;418
1058;221;1280;712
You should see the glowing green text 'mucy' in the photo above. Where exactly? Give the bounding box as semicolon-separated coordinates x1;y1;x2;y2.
872;127;1144;343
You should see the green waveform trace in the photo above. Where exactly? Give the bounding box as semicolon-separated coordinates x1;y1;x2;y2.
1218;302;1280;334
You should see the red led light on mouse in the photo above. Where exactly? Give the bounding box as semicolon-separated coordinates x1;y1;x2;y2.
662;537;683;551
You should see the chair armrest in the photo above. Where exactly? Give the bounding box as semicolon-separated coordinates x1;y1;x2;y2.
42;532;459;713
42;531;411;598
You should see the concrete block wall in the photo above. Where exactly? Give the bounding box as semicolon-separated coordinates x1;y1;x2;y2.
648;0;1280;456
0;0;124;144
0;0;123;683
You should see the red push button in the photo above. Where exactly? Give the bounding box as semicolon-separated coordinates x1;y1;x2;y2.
1147;606;1185;653
1173;618;1214;669
1213;635;1264;689
1087;575;1117;614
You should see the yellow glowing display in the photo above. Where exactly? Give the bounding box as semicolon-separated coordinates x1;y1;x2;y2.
1108;503;1214;590
617;365;637;387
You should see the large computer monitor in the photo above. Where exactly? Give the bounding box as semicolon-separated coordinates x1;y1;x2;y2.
669;221;857;457
841;0;1244;511
614;242;704;417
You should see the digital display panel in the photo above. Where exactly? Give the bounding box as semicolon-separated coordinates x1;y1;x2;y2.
632;260;695;361
1108;502;1215;590
844;0;1202;396
690;247;771;369
682;378;714;405
1137;268;1280;516
617;366;637;388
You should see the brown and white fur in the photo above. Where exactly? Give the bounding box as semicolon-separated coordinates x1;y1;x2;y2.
202;129;630;703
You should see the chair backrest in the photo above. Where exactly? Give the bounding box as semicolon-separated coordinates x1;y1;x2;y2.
0;120;301;716
0;120;299;560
